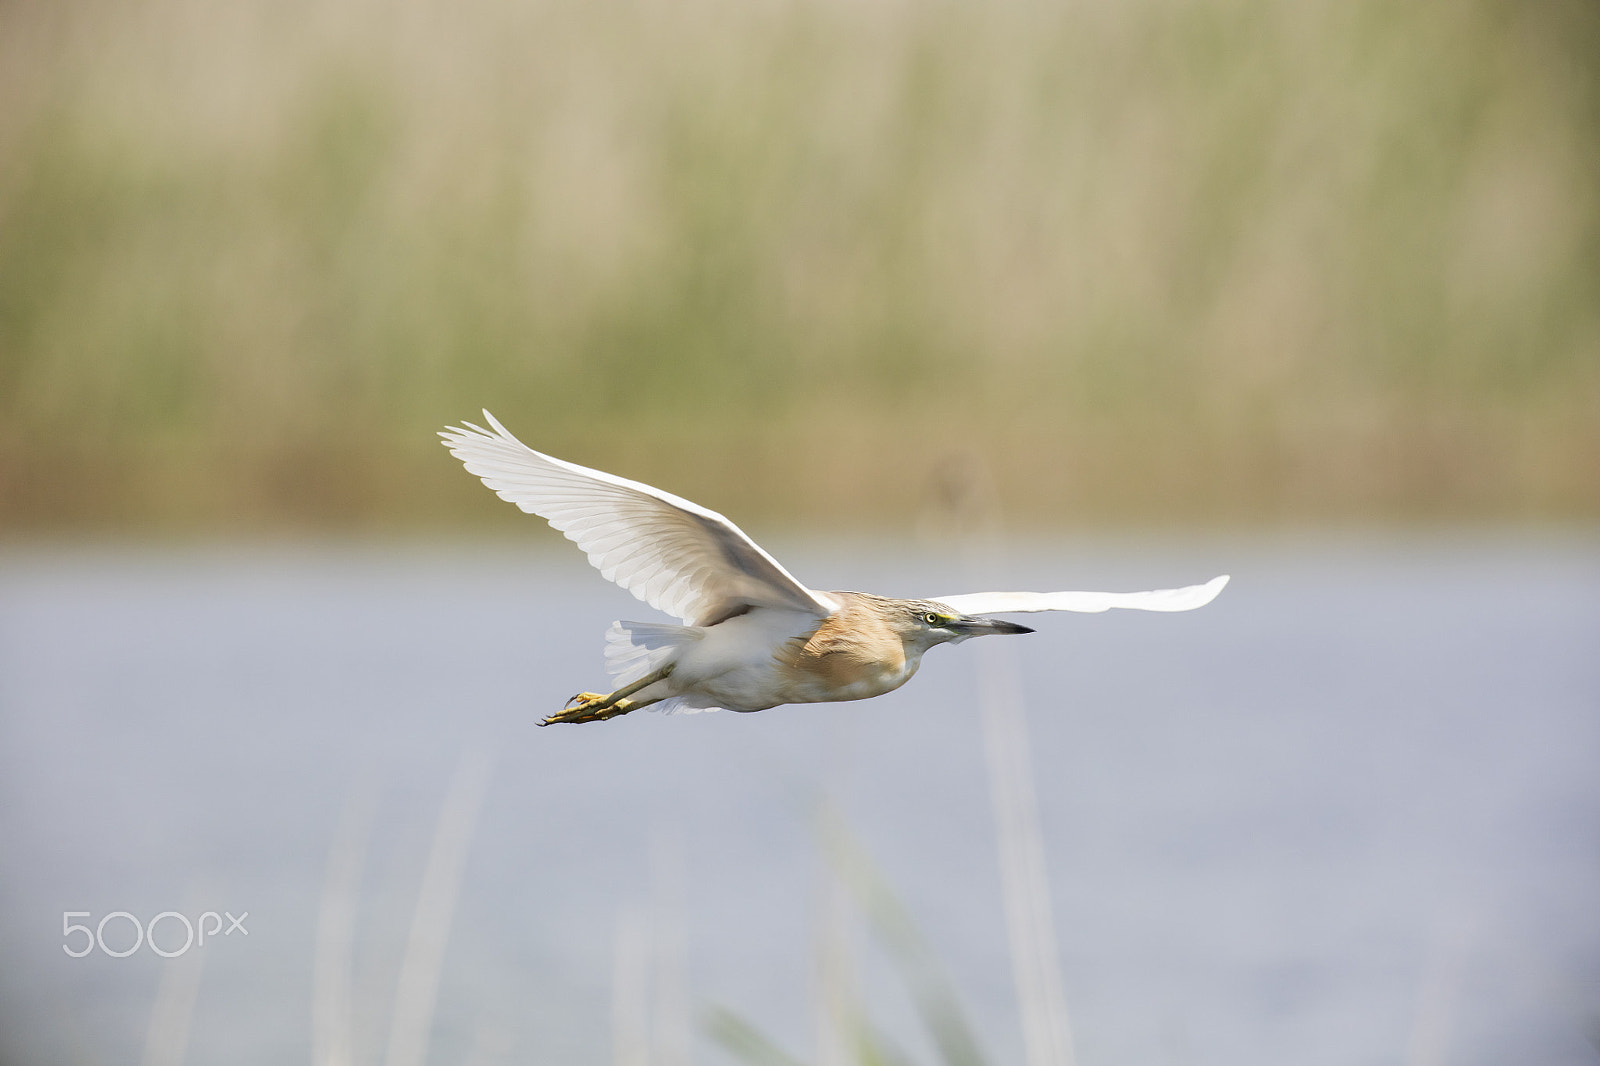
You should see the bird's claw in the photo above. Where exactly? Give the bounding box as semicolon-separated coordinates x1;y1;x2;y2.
542;692;628;726
542;664;671;725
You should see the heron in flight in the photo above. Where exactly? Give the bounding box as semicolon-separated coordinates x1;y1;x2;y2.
441;412;1228;725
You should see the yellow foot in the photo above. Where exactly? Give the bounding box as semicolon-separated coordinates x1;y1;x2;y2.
540;664;673;726
541;693;636;726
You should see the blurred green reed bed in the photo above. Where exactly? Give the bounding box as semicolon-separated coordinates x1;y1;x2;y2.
1;0;1597;532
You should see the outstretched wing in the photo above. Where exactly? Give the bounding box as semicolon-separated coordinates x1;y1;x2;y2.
440;412;837;626
932;574;1229;616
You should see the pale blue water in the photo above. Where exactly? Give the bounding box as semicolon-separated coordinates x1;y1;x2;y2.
1;534;1597;1065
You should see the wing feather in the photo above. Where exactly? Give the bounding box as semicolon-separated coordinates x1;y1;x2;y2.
934;575;1229;616
441;412;837;625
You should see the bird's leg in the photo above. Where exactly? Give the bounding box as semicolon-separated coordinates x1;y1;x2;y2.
566;662;673;710
542;663;674;726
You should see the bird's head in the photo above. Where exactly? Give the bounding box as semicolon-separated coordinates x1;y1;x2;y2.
889;598;1034;651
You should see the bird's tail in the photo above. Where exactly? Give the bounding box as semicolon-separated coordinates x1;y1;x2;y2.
605;621;718;715
604;620;701;687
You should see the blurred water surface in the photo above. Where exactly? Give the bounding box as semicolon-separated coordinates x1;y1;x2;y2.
0;534;1597;1065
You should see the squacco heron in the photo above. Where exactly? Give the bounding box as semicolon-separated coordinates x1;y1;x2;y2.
441;412;1228;725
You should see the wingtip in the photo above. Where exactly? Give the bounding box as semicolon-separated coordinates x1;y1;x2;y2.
439;418;480;436
1197;574;1230;606
438;411;513;448
482;409;513;439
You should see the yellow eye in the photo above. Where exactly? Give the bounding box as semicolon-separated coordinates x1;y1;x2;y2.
924;612;943;626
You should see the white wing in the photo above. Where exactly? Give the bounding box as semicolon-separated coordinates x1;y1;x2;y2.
440;412;837;626
933;574;1229;616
